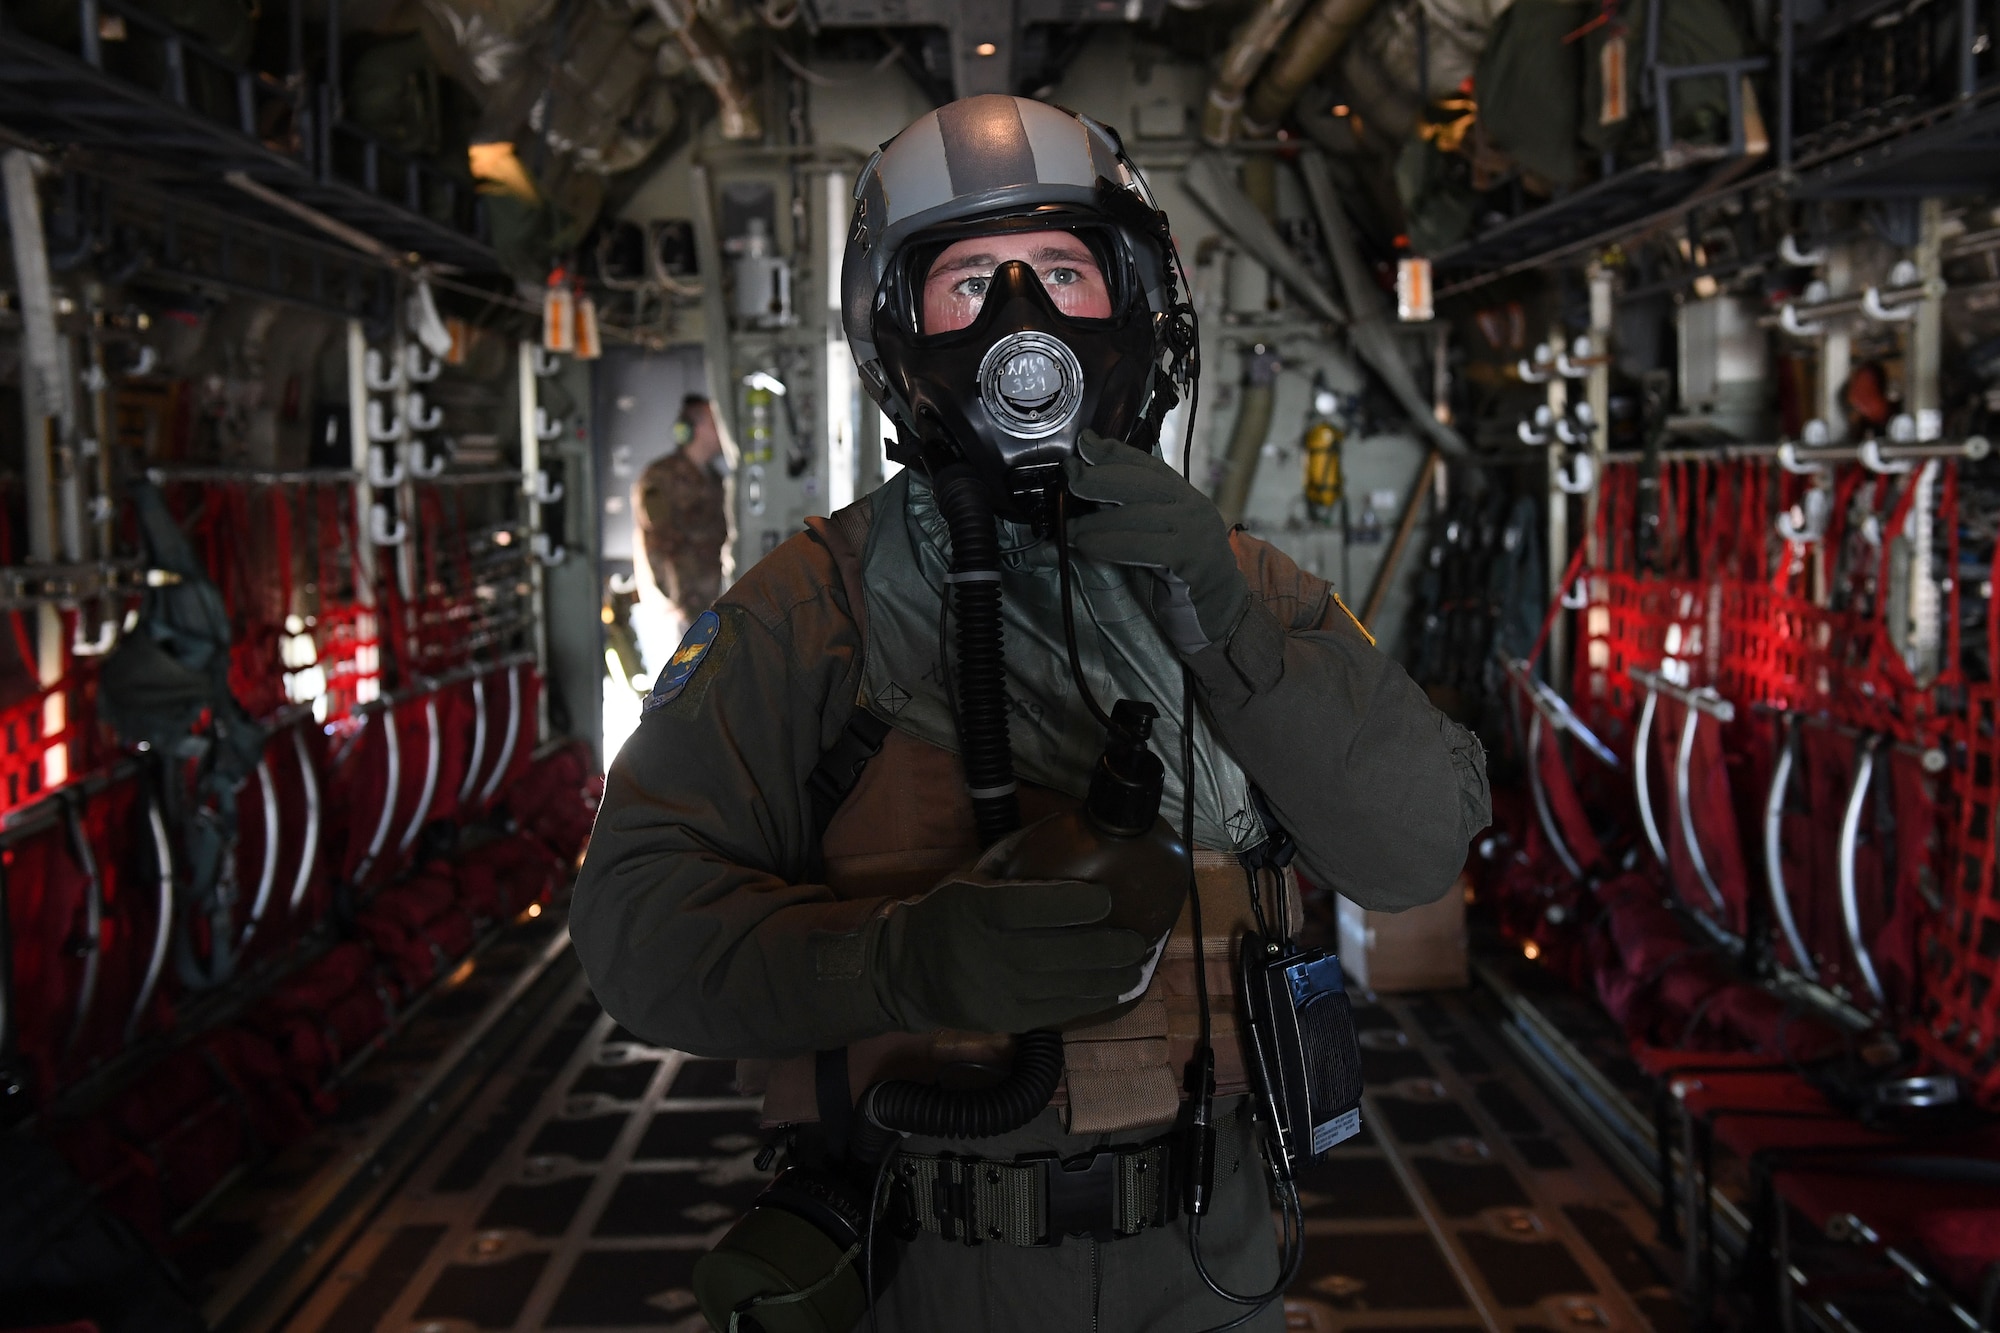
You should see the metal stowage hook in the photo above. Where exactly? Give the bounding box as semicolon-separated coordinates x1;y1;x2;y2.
405;390;444;432
1555;401;1596;447
1517;342;1556;384
530;469;564;504
1554;450;1596;495
1861;286;1918;323
370;501;408;546
367;444;406;489
1779;234;1828;267
1859;439;1916;475
1777;442;1826;476
1555;335;1593;380
405;439;448;480
532;531;566;566
1775;487;1831;543
530;346;562;378
1778;304;1824;337
364;346;404;392
71;615;118;656
405;343;443;383
366;397;404;443
1517;404;1554;445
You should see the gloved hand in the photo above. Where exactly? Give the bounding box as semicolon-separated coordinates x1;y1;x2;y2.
1062;430;1250;656
878;875;1151;1033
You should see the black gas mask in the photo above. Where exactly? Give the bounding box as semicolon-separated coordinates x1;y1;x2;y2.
873;245;1158;525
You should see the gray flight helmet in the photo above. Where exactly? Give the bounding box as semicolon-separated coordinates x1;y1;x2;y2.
841;95;1187;456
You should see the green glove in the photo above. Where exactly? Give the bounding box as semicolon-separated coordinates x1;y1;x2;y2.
877;875;1151;1033
1062;430;1250;655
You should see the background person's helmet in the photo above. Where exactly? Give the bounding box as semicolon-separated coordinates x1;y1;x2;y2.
841;95;1194;520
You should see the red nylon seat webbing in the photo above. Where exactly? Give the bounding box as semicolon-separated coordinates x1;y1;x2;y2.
1542;452;1997;1102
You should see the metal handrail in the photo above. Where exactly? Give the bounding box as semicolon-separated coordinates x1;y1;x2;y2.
1761;720;1819;981
1632;687;1670;865
237;757;281;954
1604;437;1988;467
60;796;104;1059
1673;691;1733;919
458;675;489;806
1628;668;1737;721
127;797;175;1043
1628;669;1736;919
1838;736;1889;1010
1526;710;1585;882
397;696;441;853
287;726;321;913
477;665;523;806
1499;657;1621;768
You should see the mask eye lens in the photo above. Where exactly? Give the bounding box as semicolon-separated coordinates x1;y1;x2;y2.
919;230;1114;334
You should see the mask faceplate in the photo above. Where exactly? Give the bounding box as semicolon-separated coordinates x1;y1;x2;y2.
875;258;1155;521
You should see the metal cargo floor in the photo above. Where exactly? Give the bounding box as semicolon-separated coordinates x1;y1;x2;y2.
193;917;1692;1333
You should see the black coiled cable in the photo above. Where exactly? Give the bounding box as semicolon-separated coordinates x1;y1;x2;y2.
930;464;1020;847
849;1029;1065;1163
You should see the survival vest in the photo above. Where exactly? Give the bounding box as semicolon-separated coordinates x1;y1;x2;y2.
739;501;1306;1137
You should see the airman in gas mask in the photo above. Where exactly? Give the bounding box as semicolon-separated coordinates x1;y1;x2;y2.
573;95;1488;1332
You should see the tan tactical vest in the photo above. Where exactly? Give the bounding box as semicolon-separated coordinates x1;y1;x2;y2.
741;507;1295;1137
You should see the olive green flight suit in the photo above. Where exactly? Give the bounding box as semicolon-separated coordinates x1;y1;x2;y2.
573;473;1489;1330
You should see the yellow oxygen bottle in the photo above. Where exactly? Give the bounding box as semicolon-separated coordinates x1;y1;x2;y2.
1304;419;1343;524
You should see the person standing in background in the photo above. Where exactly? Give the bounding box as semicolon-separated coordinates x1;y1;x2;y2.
633;394;730;622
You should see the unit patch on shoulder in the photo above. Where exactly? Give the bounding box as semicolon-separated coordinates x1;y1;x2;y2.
645;609;722;715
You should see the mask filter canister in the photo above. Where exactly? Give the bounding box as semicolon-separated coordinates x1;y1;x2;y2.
980;331;1085;440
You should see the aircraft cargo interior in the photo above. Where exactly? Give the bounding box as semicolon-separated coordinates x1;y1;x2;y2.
2;0;1999;1330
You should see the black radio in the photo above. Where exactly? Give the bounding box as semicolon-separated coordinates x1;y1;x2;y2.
1238;933;1365;1173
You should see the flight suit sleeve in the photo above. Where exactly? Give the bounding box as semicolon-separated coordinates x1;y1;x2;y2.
1185;533;1490;912
569;538;902;1059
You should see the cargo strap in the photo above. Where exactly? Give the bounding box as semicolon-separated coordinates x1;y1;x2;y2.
892;1110;1238;1247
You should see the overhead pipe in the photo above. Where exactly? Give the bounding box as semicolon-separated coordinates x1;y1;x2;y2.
1296;151;1469;457
1182;154;1351;330
1242;0;1380;135
1202;0;1314;144
645;0;762;141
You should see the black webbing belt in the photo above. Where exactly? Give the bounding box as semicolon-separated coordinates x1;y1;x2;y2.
888;1109;1241;1248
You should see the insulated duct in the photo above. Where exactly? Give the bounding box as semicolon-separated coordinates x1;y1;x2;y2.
644;0;761;142
1202;0;1313;145
1214;350;1281;526
1295;150;1467;457
1242;0;1380;134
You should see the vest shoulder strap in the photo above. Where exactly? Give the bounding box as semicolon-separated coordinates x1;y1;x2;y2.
807;707;892;844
